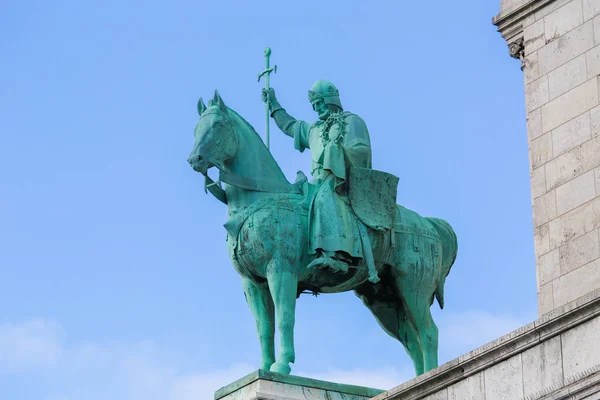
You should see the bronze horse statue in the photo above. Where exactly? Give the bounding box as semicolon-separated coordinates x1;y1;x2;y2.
188;91;458;376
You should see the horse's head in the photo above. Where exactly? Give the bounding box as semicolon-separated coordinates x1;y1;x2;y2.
188;90;238;175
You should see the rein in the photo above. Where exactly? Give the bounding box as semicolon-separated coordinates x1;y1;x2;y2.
219;170;302;194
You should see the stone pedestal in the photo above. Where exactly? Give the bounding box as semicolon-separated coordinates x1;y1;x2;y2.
215;370;384;400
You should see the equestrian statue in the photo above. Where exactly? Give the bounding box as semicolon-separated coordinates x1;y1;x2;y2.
187;77;458;377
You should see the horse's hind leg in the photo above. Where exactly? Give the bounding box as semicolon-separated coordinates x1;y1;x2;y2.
242;278;275;371
266;263;298;375
403;292;439;373
355;290;425;375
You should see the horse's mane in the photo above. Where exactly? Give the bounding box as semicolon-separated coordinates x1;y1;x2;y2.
226;107;268;147
224;106;288;180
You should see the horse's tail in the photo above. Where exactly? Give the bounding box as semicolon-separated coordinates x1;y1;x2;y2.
426;217;458;309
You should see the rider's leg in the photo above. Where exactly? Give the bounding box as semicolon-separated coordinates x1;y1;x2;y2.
358;223;380;283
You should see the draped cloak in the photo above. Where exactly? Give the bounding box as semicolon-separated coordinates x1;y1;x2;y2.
290;112;372;257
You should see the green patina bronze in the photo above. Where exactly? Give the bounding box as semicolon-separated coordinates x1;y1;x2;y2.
187;78;458;377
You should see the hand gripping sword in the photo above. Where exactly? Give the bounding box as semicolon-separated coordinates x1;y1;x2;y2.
257;47;277;150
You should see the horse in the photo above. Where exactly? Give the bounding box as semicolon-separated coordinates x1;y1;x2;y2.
187;90;458;376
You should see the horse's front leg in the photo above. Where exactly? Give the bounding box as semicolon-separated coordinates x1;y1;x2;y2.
266;261;298;375
242;278;275;371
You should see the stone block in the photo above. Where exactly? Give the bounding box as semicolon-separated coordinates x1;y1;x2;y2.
545;144;584;190
499;0;529;15
533;190;557;227
447;373;485;400
524;19;546;56
483;354;524;400
423;389;448;400
527;75;550;111
534;0;579;21
527;107;544;141
522;336;564;398
539;248;561;285
548;197;600;249
539;281;555;316
536;258;541;291
586;45;600;79
579;135;600;169
590;105;600;135
535;223;551;258
544;0;584;41
531;131;553;169
549;54;587;100
555;169;596;215
538;21;594;77
542;77;598;133
553;258;600;307
583;0;600;22
595;15;600;44
559;228;600;274
531;165;547;198
545;135;600;190
525;51;540;84
552;111;592;156
561;313;600;379
596;166;600;195
523;13;537;30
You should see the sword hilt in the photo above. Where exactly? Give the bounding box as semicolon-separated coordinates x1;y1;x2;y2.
257;65;277;82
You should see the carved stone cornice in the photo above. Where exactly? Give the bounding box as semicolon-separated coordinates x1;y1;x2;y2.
509;37;526;70
492;0;558;69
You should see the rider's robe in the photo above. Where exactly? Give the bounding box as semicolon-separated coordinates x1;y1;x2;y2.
290;112;372;258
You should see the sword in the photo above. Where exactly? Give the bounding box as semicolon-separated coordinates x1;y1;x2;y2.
257;47;277;150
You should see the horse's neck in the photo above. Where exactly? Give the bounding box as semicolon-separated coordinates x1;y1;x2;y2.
225;116;289;211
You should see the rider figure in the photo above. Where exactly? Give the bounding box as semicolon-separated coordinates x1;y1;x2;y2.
262;80;380;283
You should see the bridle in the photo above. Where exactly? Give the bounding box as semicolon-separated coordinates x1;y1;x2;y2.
199;110;301;197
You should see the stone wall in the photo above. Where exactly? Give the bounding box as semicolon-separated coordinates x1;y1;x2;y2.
523;0;600;316
495;0;600;317
372;290;600;400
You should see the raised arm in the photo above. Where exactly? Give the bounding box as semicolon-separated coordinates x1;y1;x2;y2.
262;88;299;138
262;88;311;152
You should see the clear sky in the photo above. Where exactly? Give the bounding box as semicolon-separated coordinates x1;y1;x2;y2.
1;1;536;399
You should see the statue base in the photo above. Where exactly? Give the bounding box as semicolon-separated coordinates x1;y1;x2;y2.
215;369;384;400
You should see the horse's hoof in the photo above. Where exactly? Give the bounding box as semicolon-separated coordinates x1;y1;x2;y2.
270;362;291;375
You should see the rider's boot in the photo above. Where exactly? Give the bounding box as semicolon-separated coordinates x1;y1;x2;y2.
307;250;349;274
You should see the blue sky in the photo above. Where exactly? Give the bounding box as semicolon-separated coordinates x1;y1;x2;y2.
1;1;536;399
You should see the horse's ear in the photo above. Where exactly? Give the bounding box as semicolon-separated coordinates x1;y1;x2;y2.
197;97;207;116
213;89;227;112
